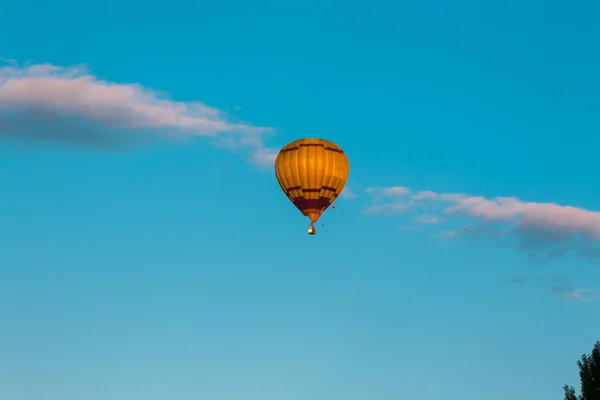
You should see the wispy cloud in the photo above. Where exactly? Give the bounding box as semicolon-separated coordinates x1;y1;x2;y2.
0;61;276;167
414;215;440;224
249;146;278;168
340;188;358;200
551;283;599;302
361;186;411;215
364;186;600;261
508;274;599;301
563;288;597;302
382;186;410;196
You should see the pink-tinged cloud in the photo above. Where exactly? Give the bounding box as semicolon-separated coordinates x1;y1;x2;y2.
364;185;600;261
563;288;597;302
437;194;600;239
0;62;274;167
422;191;600;260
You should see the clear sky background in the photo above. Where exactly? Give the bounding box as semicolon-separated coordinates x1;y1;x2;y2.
1;0;599;399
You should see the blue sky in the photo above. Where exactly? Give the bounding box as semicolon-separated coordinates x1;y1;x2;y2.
1;0;599;399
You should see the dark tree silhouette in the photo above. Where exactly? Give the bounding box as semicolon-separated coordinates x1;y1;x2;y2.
563;341;600;400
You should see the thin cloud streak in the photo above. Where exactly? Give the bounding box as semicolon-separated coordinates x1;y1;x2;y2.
414;215;440;224
362;203;407;215
563;288;597;302
506;274;597;301
382;186;410;196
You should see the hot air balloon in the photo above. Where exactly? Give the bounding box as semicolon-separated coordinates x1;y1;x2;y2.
274;138;350;235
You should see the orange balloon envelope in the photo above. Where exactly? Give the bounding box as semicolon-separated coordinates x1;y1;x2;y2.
274;138;350;235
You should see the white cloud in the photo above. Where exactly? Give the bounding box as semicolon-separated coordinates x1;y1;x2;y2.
412;190;438;200
413;190;465;202
435;230;458;239
361;186;412;215
340;188;358;200
382;186;410;196
250;147;278;168
0;61;273;166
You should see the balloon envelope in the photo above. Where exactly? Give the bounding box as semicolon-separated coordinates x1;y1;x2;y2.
274;138;350;223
